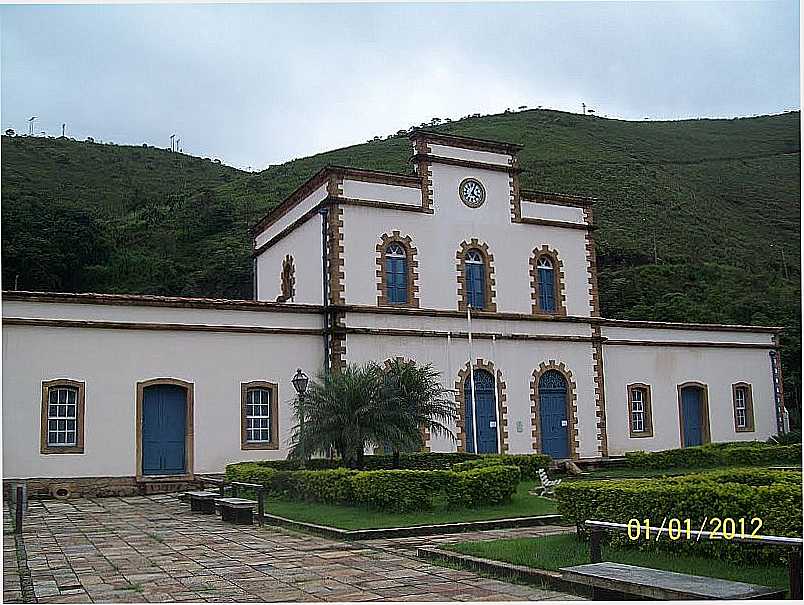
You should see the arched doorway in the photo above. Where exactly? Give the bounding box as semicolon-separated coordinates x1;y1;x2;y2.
678;383;710;447
539;370;570;459
137;379;193;478
463;369;498;453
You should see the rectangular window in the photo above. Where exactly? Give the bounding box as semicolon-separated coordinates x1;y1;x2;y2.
732;383;755;432
631;389;645;433
627;383;654;438
40;380;85;454
246;388;272;443
241;381;279;450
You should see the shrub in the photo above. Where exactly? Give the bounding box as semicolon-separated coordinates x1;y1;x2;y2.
554;468;802;564
351;469;452;512
448;465;521;508
768;430;802;446
624;442;801;469
291;468;357;504
226;460;523;513
451;454;550;480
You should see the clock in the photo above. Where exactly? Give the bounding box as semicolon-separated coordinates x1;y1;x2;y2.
459;178;486;208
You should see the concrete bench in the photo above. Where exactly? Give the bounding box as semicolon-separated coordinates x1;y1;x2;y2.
560;561;785;600
185;490;219;514
215;497;257;525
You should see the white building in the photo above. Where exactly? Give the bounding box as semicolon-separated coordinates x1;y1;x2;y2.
2;130;786;497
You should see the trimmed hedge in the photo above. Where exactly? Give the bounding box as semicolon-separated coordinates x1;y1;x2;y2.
555;468;802;564
226;461;521;512
625;442;801;469
227;452;551;474
451;454;551;480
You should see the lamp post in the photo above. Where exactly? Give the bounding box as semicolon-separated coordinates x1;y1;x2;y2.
292;368;310;463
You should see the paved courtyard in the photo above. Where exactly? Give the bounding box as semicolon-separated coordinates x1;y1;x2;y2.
4;495;578;603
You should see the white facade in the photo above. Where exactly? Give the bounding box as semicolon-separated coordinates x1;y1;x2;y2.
2;130;784;491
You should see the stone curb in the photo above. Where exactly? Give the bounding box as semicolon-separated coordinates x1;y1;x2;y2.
415;545;587;597
261;513;564;540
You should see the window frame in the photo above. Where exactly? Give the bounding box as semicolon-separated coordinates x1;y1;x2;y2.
376;232;419;308
40;379;85;454
385;242;409;304
732;382;755;432
240;381;279;450
464;248;486;310
530;247;566;316
627;383;654;438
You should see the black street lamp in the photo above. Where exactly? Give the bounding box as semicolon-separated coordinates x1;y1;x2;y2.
292;369;309;463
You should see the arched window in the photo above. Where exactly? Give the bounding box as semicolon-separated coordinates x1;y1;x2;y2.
537;256;556;312
465;249;486;310
385;242;408;304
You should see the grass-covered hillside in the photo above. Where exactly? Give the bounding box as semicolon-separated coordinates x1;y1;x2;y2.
1;110;800;421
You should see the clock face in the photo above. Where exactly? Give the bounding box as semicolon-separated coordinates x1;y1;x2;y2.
459;178;486;208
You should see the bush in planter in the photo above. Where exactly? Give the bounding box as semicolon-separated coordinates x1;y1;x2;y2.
351;469;452;512
624;442;800;469
447;464;521;508
291;468;357;504
554;469;802;564
451;454;550;480
227;460;523;513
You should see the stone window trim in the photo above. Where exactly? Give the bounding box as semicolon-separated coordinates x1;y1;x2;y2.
530;362;579;459
732;382;755;432
241;381;280;450
456;239;497;313
453;359;508;453
530;246;567;316
276;255;295;302
40;379;86;454
376;232;420;308
241;381;279;450
627;383;654;438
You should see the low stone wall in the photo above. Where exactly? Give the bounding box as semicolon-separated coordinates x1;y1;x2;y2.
3;476;196;499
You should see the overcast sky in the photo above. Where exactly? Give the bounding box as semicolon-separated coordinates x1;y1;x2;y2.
1;1;800;169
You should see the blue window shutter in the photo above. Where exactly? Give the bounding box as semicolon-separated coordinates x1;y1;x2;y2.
386;255;408;303
538;266;556;312
466;263;485;310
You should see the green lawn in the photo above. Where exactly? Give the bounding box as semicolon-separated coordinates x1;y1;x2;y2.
445;534;788;590
262;480;557;529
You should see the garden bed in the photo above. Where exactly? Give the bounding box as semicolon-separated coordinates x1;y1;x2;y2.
438;534;788;591
262;479;559;530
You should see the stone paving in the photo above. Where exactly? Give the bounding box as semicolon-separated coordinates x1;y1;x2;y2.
3;495;580;603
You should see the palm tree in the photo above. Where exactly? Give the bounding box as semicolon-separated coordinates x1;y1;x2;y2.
381;359;457;465
289;361;457;468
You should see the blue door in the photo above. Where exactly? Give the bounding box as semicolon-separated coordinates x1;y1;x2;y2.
142;384;187;475
681;386;704;447
464;370;498;453
539;370;569;459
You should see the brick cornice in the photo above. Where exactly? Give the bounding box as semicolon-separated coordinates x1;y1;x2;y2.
409;129;523;155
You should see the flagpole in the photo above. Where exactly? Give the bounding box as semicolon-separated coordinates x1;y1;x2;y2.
491;334;502;454
467;306;479;454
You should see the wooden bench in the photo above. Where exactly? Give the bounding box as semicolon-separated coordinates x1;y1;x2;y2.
185;490;219;514
561;561;785;600
578;520;802;600
215;497;257;525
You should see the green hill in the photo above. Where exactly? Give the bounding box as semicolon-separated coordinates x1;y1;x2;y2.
1;110;800;423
